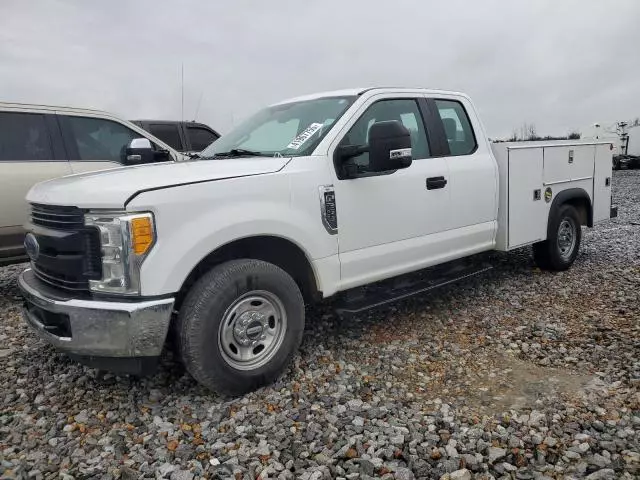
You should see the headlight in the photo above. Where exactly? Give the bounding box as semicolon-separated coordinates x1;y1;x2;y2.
84;212;156;295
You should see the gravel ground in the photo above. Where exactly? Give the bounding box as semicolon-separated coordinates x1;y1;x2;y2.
1;171;639;480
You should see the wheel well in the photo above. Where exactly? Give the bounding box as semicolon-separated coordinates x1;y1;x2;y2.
175;236;320;310
549;188;593;231
562;196;592;227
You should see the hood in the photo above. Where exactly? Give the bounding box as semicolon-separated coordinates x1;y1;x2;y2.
27;157;290;208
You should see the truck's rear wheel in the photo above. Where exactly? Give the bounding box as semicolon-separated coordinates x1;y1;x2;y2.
533;204;581;271
176;259;304;395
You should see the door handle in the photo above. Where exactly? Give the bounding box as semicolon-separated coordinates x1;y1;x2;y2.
426;176;447;190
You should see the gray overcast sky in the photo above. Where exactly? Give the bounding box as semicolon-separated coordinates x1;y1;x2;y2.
1;0;639;139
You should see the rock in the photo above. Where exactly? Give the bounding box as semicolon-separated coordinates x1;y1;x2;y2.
488;447;507;463
564;451;581;460
357;459;375;476
74;411;89;424
158;463;178;477
174;444;195;460
314;453;332;466
589;453;610;468
170;471;194;480
352;416;365;427
255;443;271;457
412;459;431;477
394;468;414;480
390;435;405;446
449;469;471;480
120;467;137;480
577;442;590;453
528;411;546;427
445;445;459;458
584;469;616;480
543;437;557;447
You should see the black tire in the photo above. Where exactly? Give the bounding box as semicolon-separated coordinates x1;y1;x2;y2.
176;259;305;396
533;204;581;271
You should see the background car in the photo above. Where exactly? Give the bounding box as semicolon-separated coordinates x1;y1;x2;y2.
0;103;183;266
131;120;220;155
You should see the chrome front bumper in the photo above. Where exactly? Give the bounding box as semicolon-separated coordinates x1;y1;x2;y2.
18;269;174;358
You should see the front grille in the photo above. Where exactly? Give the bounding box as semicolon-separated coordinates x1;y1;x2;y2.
31;203;85;230
29;204;102;292
33;260;94;291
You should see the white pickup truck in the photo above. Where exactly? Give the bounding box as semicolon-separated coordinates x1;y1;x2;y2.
18;87;617;395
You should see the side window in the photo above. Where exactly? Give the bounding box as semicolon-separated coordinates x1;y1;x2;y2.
434;100;477;156
339;99;430;171
186;126;218;151
66;116;141;162
0;112;53;161
148;123;184;151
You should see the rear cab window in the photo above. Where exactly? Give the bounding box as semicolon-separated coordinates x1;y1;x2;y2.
434;99;477;156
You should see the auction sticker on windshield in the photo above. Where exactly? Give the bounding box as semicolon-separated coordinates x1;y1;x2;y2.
287;123;323;150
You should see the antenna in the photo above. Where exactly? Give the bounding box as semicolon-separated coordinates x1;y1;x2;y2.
181;63;184;124
193;91;204;122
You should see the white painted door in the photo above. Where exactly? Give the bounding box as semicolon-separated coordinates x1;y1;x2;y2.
508;148;546;248
593;143;613;223
330;96;451;289
431;97;498;249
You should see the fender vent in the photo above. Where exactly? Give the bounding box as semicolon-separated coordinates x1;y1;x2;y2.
319;185;338;234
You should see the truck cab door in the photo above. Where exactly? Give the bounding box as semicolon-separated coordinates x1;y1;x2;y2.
426;97;498;250
329;95;452;290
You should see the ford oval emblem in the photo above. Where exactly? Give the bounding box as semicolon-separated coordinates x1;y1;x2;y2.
24;233;40;261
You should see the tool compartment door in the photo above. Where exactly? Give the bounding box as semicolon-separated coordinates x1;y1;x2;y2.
508;148;546;248
593;143;613;223
543;145;594;184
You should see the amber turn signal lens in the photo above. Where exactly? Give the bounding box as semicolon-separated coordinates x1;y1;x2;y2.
130;216;154;255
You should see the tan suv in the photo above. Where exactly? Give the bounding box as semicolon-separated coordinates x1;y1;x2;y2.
0;103;183;266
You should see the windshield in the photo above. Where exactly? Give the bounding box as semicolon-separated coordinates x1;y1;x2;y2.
200;96;356;158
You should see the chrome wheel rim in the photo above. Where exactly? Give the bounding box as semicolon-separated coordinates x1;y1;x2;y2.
557;218;576;259
218;291;287;370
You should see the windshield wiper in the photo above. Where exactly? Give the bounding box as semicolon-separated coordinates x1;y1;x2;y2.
210;148;266;158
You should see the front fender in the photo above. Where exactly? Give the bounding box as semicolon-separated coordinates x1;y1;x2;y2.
129;174;338;296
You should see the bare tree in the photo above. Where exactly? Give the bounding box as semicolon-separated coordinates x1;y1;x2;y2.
518;123;539;141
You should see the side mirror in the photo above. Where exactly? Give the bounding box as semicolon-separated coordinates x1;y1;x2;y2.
368;120;413;172
125;138;154;165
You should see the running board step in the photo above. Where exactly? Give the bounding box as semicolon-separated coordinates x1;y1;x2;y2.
334;258;492;315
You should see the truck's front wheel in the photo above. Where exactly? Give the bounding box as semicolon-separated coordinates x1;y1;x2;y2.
177;259;305;395
533;204;582;271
